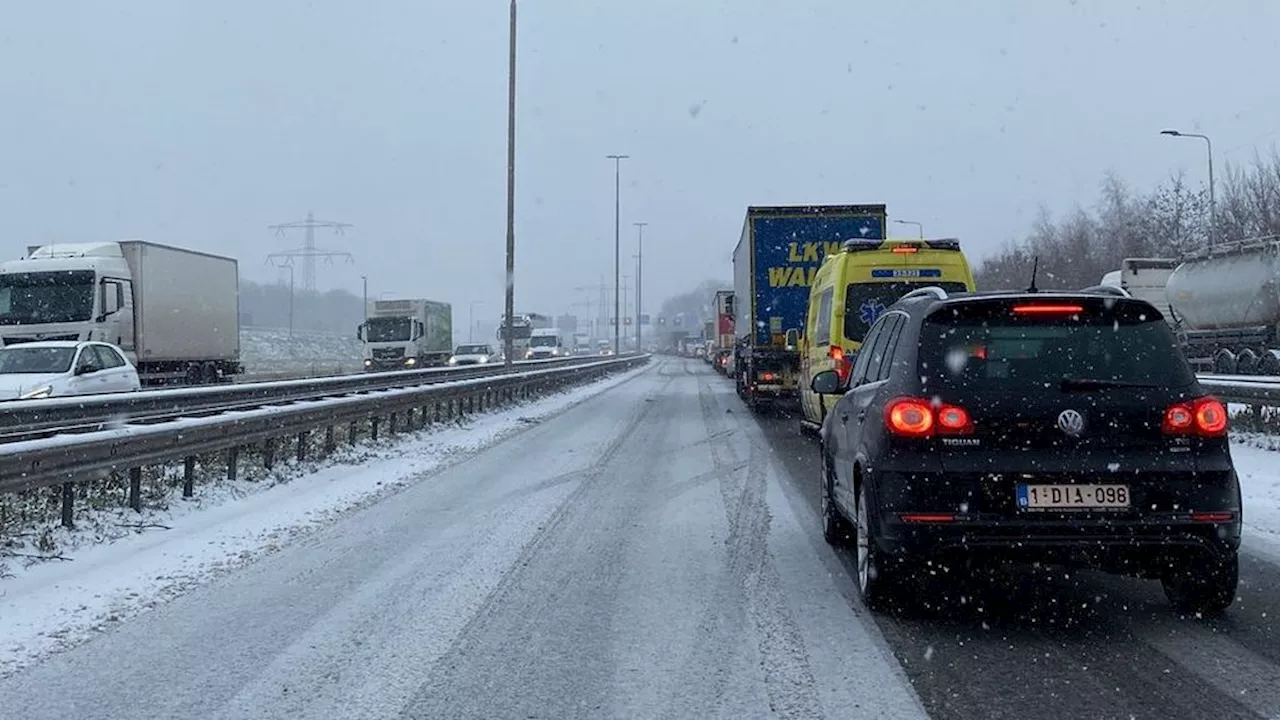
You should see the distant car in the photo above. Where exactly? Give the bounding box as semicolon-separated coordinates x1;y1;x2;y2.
812;286;1241;614
0;341;141;400
447;344;495;366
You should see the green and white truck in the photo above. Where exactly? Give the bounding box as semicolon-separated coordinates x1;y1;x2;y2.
359;298;452;371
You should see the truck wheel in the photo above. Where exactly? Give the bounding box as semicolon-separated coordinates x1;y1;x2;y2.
1236;348;1260;376
1162;551;1238;614
1261;351;1280;377
185;363;202;385
201;362;220;384
1213;350;1237;375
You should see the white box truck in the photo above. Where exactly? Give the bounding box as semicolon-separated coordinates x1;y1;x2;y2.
359;298;452;371
0;240;241;385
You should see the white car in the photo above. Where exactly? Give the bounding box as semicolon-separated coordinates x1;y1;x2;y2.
0;341;142;400
447;343;496;366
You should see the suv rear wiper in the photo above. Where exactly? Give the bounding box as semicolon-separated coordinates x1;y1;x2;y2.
1060;378;1162;391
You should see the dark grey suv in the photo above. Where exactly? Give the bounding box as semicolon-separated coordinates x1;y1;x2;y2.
811;286;1240;613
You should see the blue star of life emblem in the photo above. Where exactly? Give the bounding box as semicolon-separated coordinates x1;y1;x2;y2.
859;299;887;326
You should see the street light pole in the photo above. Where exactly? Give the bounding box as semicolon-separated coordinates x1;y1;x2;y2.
469;301;484;342
633;221;647;352
361;275;368;322
284;264;295;341
893;219;924;239
1160;129;1216;244
607;154;629;355
503;0;518;366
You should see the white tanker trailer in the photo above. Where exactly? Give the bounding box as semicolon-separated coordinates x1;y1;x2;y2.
1165;236;1280;375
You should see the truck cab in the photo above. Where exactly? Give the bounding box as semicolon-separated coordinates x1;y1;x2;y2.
0;241;241;385
525;328;566;360
0;244;134;351
360;299;452;371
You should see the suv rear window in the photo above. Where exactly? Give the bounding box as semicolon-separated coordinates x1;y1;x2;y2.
918;297;1195;391
845;281;969;343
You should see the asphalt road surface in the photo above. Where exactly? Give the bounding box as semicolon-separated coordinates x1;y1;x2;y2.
0;358;922;719
5;357;1280;719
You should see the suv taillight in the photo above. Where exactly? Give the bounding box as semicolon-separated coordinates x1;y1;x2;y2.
1162;397;1228;437
829;346;853;382
885;397;973;437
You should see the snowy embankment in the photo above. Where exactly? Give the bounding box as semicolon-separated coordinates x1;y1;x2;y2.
1229;435;1280;561
0;364;647;677
240;326;363;378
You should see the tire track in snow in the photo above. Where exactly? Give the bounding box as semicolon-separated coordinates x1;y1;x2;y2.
691;365;825;719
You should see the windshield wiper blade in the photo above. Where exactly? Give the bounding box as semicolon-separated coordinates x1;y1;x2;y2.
1060;378;1162;391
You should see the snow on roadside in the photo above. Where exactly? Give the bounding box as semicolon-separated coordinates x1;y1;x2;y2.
0;363;648;677
1229;435;1280;562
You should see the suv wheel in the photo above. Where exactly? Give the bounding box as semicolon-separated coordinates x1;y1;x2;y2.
856;481;907;611
820;450;852;546
1161;551;1238;614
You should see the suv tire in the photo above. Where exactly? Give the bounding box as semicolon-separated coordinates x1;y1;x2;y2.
856;480;911;611
1161;551;1238;614
820;450;852;546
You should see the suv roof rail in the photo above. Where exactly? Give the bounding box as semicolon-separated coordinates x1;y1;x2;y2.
900;286;949;302
1080;284;1131;298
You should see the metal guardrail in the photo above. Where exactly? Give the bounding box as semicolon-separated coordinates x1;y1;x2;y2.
1197;375;1280;406
0;355;649;526
0;355;620;442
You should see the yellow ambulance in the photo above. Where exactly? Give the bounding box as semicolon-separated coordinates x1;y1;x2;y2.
799;238;976;432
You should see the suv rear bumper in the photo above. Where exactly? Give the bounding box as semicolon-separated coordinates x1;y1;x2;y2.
877;515;1241;571
869;465;1242;570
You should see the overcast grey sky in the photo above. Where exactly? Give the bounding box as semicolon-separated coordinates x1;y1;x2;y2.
2;0;1277;323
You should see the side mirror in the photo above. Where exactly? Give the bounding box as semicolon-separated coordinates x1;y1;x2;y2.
76;362;98;376
810;370;845;395
785;328;800;350
357;323;364;341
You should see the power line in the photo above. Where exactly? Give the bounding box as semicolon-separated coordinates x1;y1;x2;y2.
267;211;355;293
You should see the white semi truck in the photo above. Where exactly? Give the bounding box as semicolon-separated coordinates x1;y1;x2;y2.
0;241;241;385
359;298;453;371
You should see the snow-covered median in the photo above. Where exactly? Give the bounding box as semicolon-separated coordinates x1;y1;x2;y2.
0;363;647;677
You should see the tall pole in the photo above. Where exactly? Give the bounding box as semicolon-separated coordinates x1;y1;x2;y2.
503;0;518;366
607;154;629;355
893;219;924;239
1160;129;1216;245
469;301;483;342
633;221;647;352
361;275;368;322
287;265;295;341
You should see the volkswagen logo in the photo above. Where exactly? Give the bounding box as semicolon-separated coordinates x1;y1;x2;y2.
1057;409;1086;437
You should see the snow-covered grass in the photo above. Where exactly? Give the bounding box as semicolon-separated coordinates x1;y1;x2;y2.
0;363;648;676
1228;434;1280;561
240;326;363;377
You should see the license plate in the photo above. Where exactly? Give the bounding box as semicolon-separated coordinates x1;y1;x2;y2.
1016;484;1130;511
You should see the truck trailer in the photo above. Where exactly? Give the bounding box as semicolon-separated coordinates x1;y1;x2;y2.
1164;238;1280;375
360;298;452;371
0;241;241;385
732;204;887;406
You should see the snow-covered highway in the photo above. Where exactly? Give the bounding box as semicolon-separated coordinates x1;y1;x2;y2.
0;357;923;719
7;357;1280;719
